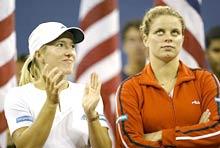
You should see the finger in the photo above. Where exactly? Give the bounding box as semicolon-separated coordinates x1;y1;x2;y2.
204;109;211;119
97;78;102;92
82;83;89;103
47;68;60;89
93;73;98;90
51;71;63;85
201;110;209;119
56;79;66;89
85;83;89;94
199;111;207;123
55;79;66;93
47;67;59;80
42;64;49;75
90;73;95;89
199;109;210;123
42;64;49;81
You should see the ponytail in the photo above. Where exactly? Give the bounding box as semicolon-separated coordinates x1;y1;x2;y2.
19;55;41;86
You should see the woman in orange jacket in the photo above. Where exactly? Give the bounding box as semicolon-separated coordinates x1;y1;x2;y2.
116;6;220;148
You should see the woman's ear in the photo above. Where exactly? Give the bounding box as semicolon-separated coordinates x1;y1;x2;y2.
35;50;45;64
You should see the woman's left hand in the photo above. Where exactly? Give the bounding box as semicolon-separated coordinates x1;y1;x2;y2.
144;131;162;142
82;73;101;118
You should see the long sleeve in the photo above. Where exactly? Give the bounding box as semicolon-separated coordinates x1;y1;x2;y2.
162;72;220;147
115;78;162;148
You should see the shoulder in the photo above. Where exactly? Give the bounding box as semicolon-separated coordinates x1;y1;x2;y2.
119;73;143;93
190;68;219;91
5;83;32;98
4;83;34;107
190;68;215;80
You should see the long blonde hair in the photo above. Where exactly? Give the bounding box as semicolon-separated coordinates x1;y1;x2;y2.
19;51;42;86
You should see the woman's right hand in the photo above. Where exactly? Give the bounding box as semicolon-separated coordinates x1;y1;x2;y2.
42;64;66;105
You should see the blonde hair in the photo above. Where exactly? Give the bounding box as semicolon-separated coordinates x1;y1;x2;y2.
140;6;185;37
19;50;43;86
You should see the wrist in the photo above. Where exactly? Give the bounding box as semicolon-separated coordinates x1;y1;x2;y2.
45;100;58;108
86;111;99;122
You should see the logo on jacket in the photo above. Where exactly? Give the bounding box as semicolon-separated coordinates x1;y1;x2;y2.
192;100;200;105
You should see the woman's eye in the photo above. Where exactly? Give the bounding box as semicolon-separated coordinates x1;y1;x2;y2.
156;30;164;36
56;43;64;47
172;30;180;36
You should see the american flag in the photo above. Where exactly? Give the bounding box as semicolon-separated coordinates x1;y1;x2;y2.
0;0;17;147
155;0;207;68
76;0;122;132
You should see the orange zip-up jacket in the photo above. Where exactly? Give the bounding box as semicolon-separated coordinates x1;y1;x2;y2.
116;61;220;148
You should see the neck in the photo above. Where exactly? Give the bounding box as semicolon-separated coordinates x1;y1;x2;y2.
150;56;179;82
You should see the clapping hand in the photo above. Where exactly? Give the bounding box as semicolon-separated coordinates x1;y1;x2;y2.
42;64;66;106
82;73;101;118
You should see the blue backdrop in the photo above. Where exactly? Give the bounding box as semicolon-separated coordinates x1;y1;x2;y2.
16;0;220;57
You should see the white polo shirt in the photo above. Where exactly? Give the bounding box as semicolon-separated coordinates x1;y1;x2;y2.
4;82;108;148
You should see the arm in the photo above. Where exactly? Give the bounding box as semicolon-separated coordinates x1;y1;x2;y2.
12;66;67;148
12;101;57;148
82;73;112;148
87;112;111;148
115;79;162;148
161;72;220;147
143;109;211;141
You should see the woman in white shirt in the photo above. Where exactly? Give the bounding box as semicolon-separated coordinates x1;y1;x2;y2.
4;22;112;148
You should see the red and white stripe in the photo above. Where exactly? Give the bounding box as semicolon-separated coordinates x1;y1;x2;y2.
76;0;121;130
155;0;207;68
0;0;17;147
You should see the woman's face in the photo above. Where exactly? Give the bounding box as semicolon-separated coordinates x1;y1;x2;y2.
41;31;76;75
144;15;184;62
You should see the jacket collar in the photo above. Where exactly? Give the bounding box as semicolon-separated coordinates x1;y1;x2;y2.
139;61;196;87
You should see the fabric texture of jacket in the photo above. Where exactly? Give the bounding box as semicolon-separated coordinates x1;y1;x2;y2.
116;61;220;148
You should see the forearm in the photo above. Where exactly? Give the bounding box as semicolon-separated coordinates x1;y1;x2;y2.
162;119;220;147
14;100;57;148
88;120;111;148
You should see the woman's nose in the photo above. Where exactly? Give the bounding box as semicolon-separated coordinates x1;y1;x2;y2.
65;50;74;58
164;38;172;43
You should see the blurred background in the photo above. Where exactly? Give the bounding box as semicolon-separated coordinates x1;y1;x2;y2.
15;0;220;56
1;1;220;147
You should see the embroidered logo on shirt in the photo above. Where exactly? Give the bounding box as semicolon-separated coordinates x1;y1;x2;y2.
16;116;33;123
191;100;200;105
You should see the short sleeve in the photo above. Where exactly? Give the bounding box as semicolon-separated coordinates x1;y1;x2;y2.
4;88;33;135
